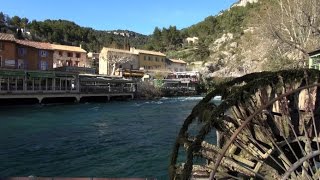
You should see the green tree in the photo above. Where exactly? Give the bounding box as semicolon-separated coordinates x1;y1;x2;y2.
20;18;29;28
10;16;21;27
194;39;210;60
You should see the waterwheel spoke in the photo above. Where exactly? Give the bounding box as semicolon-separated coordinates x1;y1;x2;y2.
305;79;320;177
171;70;320;179
265;104;316;178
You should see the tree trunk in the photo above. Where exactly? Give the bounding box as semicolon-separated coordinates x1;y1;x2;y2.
111;63;116;75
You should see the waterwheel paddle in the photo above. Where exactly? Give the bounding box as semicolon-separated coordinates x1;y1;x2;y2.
170;69;320;179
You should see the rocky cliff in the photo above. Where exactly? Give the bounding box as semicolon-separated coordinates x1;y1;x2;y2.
174;0;315;79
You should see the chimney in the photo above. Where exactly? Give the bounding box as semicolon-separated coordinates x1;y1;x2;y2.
80;44;82;49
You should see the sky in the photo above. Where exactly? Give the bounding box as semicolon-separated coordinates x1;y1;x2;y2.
1;0;237;35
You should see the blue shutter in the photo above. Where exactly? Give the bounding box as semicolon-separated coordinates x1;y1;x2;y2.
46;61;48;70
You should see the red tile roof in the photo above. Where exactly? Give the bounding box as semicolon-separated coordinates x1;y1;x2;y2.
0;33;86;52
16;40;53;50
51;44;87;53
0;33;15;41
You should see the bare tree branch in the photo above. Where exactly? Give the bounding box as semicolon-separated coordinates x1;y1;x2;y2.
100;49;136;75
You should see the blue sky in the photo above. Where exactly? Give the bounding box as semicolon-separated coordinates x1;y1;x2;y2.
1;0;237;35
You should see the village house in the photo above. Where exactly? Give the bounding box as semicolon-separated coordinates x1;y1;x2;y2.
87;52;100;71
0;32;54;71
99;47;139;75
52;44;88;68
0;33;17;69
130;47;166;72
166;58;187;72
15;40;54;71
185;37;199;45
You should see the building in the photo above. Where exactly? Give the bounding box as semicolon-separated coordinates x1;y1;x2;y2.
130;47;166;71
15;40;54;70
166;58;187;72
185;37;199;45
87;52;100;71
0;33;17;69
99;47;139;75
52;44;88;68
308;49;320;69
1;33;54;71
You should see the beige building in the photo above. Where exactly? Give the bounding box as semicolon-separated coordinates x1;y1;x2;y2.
52;44;88;68
130;48;166;71
166;58;187;72
99;47;139;75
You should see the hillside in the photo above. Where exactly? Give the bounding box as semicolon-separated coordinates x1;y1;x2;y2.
163;0;265;76
0;12;149;52
2;0;319;78
162;0;320;78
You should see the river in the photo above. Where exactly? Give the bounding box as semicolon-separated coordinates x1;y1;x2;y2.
0;97;207;179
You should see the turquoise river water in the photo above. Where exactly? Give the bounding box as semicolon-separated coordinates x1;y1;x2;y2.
0;97;207;179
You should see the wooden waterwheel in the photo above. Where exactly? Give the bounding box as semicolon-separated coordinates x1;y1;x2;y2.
170;69;320;179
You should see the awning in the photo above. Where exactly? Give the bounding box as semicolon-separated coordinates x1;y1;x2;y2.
123;72;144;77
0;70;26;77
27;72;55;78
55;73;77;78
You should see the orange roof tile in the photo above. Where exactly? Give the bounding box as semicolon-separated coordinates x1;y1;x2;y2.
16;40;53;50
51;44;86;53
134;49;166;56
0;33;15;41
169;58;187;64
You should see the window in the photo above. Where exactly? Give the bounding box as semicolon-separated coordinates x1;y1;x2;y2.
162;58;164;62
130;65;133;69
0;56;2;67
144;56;146;60
76;53;81;58
18;48;26;56
148;56;151;61
67;52;73;57
119;65;122;68
40;61;48;70
40;50;47;57
5;59;15;67
0;42;3;50
18;59;25;69
58;51;63;56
